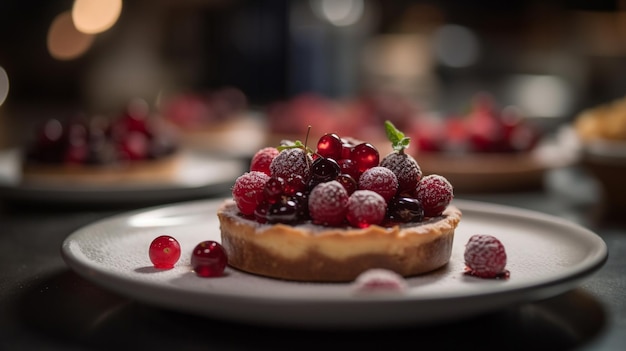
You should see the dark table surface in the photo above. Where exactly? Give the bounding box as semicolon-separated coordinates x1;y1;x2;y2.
0;164;624;351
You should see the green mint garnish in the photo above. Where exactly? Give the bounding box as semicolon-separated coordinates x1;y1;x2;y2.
384;120;410;153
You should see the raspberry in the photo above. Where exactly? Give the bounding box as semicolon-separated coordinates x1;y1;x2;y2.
250;147;279;175
380;152;422;195
347;190;386;228
352;268;408;294
308;180;349;226
464;234;508;279
269;148;311;181
232;171;270;216
414;174;453;217
358;166;398;202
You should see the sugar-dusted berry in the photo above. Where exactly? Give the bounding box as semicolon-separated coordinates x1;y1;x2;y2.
415;174;453;217
464;234;508;279
308;180;349;226
232;171;270;216
250;146;279;175
270;147;312;181
347;190;387;228
358;166;398;203
380;152;422;195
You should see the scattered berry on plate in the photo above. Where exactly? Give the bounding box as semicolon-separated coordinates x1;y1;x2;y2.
191;240;228;278
352;268;408;294
463;234;509;279
148;235;181;269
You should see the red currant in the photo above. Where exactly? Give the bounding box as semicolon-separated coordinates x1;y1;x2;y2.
351;142;379;175
316;133;343;160
191;240;228;277
149;235;181;269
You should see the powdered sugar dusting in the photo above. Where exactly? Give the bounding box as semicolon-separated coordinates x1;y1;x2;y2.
352;268;408;295
347;190;386;227
358;166;398;202
380;152;422;192
308;180;349;226
269;148;311;180
415;174;453;217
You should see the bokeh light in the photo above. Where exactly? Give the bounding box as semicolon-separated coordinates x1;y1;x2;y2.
0;66;8;106
506;75;572;118
434;24;480;68
72;0;122;34
47;11;95;60
310;0;364;27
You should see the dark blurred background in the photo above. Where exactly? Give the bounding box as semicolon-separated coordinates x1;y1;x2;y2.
2;0;626;147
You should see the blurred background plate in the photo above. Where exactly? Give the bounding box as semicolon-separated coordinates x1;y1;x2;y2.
0;149;243;206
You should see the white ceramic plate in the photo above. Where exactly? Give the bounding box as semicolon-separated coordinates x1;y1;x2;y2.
0;149;244;205
61;198;607;328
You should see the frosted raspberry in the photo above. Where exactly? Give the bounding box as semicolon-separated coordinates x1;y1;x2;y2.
414;174;453;217
269;148;311;181
358;166;398;203
352;268;408;294
380;152;422;194
347;190;386;228
308;180;349;226
250;147;279;175
232;171;270;216
464;234;508;279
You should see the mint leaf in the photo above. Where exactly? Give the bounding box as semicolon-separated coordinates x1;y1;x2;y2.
384;120;410;152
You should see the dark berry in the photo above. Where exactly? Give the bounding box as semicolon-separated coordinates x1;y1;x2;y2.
387;196;424;223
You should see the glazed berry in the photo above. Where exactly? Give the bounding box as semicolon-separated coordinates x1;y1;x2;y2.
387;196;424;223
191;240;228;277
250;146;279;175
232;171;270;216
464;234;508;279
358;166;398;203
283;174;307;196
351;142;379;174
337;158;359;180
316;133;343;160
308;180;349;226
149;235;181;269
263;176;285;204
270;147;311;181
267;198;299;224
336;173;358;195
415;174;453;217
310;157;341;183
347;190;387;228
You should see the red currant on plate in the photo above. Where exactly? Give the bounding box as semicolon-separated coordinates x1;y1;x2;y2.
191;240;228;277
149;235;181;269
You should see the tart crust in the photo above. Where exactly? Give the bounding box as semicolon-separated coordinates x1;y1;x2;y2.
218;199;462;282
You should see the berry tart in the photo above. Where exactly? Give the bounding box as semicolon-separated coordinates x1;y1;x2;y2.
160;87;265;157
217;121;461;282
21;99;180;184
409;93;546;193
